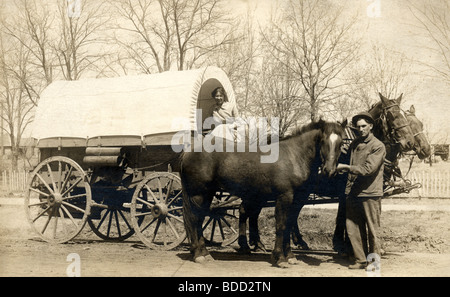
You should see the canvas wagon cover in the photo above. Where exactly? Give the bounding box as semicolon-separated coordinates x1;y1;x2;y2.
32;67;235;146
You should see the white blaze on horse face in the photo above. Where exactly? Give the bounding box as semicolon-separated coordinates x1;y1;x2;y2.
329;133;339;160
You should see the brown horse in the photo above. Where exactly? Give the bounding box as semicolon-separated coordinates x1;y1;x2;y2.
404;105;431;160
180;120;345;267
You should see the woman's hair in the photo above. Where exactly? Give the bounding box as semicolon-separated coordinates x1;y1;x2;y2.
211;87;228;102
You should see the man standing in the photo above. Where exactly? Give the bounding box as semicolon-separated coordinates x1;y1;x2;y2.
337;112;386;269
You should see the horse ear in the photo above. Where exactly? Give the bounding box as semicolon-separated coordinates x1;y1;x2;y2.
379;93;389;105
396;93;403;105
341;118;348;128
409;105;416;114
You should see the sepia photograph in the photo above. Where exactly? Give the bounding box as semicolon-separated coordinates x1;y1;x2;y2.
0;0;449;281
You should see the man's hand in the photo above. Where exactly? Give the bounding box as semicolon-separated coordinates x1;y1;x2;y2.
337;163;350;173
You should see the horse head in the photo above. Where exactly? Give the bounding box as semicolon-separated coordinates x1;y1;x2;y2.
319;120;346;178
378;93;415;151
404;105;431;159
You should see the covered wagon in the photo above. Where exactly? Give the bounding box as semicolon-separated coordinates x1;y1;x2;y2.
25;66;240;249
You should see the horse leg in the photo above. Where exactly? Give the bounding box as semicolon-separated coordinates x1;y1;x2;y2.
290;201;310;250
332;194;352;256
249;206;266;253
284;199;305;265
237;203;251;254
272;193;294;268
183;193;213;263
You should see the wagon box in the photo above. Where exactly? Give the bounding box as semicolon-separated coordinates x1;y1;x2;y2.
25;67;240;248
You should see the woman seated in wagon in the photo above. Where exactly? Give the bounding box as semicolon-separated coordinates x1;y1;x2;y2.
208;87;274;148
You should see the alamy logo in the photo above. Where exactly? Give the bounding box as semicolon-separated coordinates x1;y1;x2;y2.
67;0;81;18
171;110;280;163
366;0;381;18
66;253;81;277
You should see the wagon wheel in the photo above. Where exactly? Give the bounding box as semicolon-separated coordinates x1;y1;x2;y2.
202;192;241;247
130;172;185;250
87;204;136;241
24;156;92;243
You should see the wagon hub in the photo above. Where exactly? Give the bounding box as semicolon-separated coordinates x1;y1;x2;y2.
48;192;63;206
152;203;168;219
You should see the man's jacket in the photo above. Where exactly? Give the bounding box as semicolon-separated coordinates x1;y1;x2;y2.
345;133;386;197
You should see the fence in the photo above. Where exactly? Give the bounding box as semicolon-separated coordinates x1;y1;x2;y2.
403;170;450;198
1;170;29;193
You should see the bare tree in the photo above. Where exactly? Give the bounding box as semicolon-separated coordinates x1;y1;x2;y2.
53;0;112;80
2;0;55;106
0;0;111;170
408;0;450;84
113;0;237;73
249;55;307;137
368;44;415;100
207;6;261;111
0;33;35;170
262;0;360;122
343;43;414;113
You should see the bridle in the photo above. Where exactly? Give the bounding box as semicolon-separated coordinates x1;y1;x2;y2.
404;110;426;139
380;102;413;145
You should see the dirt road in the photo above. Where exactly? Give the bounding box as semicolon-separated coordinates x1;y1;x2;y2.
1;198;449;277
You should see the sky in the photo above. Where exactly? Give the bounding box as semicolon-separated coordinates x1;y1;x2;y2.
230;0;450;143
2;0;448;143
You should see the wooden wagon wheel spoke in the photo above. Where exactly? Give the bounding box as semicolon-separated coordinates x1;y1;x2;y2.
60;203;79;227
96;209;110;231
35;172;54;195
139;217;157;234
61;201;87;214
166;217;181;239
135;196;155;208
130;172;186;250
58;208;68;235
166;191;182;208
31;206;51;223
61;177;84;197
60;166;74;193
143;185;159;203
63;193;87;200
157;178;164;202
165;178;174;203
88;206;136;242
167;212;184;224
201;194;241;246
29;187;50;198
117;209;133;231
46;163;58;192
25;156;91;244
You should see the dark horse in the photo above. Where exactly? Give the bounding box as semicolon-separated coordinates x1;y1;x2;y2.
234;93;421;255
180;120;346;267
404;105;431;160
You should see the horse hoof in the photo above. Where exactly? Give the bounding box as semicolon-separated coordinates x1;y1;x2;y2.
253;243;267;253
277;262;290;269
288;258;300;265
195;255;214;264
194;256;207;264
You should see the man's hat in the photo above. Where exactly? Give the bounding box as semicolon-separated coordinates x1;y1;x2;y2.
352;111;375;126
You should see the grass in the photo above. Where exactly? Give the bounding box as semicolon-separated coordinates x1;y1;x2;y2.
255;206;450;254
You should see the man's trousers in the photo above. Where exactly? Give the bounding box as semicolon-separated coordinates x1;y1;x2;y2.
345;196;382;264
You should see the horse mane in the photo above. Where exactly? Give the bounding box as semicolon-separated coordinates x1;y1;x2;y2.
282;119;340;140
